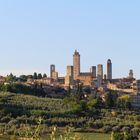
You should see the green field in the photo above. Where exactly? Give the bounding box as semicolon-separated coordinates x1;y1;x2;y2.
0;133;110;140
41;133;110;140
79;133;110;140
0;136;9;140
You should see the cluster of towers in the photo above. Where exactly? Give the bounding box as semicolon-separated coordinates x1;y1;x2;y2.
65;50;112;86
49;50;134;87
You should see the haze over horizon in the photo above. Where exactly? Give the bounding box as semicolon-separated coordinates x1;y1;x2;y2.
0;1;140;79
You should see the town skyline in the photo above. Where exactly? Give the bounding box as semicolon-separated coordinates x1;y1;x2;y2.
0;49;136;81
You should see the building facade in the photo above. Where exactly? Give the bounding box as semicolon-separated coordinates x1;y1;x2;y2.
90;66;96;78
77;73;93;86
52;71;58;81
133;80;140;93
67;65;73;78
65;65;74;86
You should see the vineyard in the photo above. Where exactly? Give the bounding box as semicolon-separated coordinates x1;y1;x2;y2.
0;92;140;139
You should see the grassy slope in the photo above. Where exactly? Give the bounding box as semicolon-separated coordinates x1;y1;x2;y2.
41;133;110;140
0;93;111;140
80;133;110;140
0;133;110;140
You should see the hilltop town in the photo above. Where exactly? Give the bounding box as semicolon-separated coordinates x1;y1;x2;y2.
0;50;139;108
0;50;140;139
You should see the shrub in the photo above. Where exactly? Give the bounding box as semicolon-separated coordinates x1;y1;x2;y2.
134;122;140;128
0;116;11;123
8;119;20;127
121;127;130;132
131;128;140;138
112;126;121;132
103;125;112;133
92;120;103;129
133;115;140;121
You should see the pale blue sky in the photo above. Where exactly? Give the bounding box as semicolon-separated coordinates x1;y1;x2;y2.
0;0;140;78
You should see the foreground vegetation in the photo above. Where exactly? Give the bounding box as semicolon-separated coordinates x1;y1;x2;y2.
0;89;140;139
0;133;110;140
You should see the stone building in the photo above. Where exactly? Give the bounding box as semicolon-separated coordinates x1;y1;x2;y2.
90;66;96;78
65;65;74;86
52;71;58;81
72;50;94;86
133;80;140;93
77;73;93;86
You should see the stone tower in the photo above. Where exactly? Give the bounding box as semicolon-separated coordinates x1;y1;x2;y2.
50;64;55;79
73;50;80;80
67;65;74;79
129;69;133;79
107;59;112;80
97;64;103;79
90;66;96;78
97;64;103;87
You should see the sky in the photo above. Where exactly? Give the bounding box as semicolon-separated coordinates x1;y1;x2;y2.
0;0;140;78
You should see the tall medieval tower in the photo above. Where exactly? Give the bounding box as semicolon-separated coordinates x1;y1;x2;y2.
73;50;80;80
107;59;112;80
